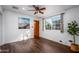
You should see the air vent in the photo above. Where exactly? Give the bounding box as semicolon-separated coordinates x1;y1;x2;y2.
12;6;19;10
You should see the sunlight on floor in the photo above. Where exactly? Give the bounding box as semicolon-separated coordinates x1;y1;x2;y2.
16;30;32;41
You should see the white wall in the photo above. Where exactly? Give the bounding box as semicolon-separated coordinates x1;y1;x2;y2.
2;10;34;45
40;6;79;46
0;6;3;14
0;14;2;45
0;6;3;45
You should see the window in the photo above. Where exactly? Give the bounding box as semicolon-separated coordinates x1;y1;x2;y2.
45;13;64;32
45;18;52;30
52;15;61;30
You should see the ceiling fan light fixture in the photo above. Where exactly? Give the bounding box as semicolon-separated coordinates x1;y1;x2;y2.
22;7;26;10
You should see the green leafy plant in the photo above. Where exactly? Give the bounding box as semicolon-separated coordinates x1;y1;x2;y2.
67;21;79;44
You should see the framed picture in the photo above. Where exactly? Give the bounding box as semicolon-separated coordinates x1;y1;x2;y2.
18;17;30;29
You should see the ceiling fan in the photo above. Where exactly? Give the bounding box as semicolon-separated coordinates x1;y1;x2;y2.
28;5;46;15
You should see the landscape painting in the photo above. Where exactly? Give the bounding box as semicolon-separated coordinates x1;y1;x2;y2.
18;17;30;29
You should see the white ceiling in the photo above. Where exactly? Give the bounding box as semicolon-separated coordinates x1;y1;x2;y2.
2;5;78;18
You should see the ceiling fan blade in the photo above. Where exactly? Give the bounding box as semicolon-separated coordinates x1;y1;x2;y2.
40;8;46;10
40;12;44;14
39;10;44;14
32;5;40;11
34;12;38;15
27;10;36;11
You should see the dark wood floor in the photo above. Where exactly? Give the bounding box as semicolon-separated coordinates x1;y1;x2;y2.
0;38;74;53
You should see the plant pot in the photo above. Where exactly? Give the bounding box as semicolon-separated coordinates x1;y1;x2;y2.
71;44;79;52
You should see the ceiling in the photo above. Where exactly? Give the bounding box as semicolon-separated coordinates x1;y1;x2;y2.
2;5;78;18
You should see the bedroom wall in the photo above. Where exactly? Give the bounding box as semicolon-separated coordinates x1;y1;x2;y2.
0;14;2;45
2;10;34;45
40;6;79;46
0;6;3;45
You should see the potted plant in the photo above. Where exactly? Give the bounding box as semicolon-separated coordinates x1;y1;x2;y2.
67;21;79;51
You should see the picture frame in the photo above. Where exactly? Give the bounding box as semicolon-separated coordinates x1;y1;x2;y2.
18;17;30;29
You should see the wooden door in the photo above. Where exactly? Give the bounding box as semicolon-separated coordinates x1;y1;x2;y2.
34;20;39;39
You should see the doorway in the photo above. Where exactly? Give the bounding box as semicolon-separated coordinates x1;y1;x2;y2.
34;20;39;39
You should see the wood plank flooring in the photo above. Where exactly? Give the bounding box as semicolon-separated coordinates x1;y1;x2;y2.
0;38;74;53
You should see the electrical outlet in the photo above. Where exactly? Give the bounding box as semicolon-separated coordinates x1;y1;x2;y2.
59;40;62;42
69;40;73;42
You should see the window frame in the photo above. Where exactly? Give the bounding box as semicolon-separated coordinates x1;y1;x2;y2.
45;13;64;32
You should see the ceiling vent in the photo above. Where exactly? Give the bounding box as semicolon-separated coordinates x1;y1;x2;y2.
12;6;19;10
